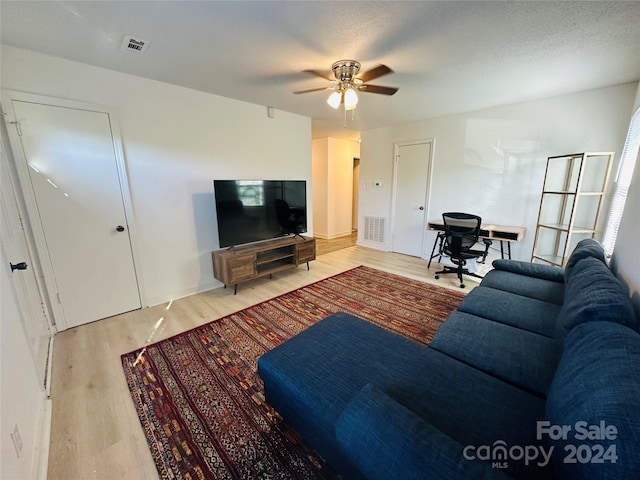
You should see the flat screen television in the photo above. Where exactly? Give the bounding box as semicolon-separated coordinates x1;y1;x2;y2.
214;180;308;248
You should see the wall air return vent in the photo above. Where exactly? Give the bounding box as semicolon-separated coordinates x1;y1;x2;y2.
363;216;386;243
121;35;150;54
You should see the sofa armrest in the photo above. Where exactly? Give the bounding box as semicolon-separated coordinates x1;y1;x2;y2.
491;259;565;283
335;384;508;480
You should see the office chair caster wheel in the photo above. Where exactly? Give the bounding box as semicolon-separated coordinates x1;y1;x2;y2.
460;283;465;288
435;274;440;279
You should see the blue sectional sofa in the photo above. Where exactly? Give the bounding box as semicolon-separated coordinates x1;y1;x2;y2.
257;240;640;479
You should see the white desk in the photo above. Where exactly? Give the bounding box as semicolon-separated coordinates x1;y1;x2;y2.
427;220;526;265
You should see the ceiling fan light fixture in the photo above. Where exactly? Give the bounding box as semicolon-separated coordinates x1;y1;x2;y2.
327;91;342;109
344;87;358;110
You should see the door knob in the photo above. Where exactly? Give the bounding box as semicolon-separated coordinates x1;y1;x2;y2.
419;206;424;210
10;261;28;272
116;225;125;232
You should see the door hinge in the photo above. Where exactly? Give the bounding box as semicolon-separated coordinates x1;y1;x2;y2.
8;121;22;136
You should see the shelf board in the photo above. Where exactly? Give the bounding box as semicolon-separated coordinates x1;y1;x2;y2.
537;223;596;233
256;260;298;275
256;250;295;265
532;254;565;266
542;191;604;196
542;191;577;195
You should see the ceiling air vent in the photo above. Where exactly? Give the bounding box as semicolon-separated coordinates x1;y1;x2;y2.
121;35;150;54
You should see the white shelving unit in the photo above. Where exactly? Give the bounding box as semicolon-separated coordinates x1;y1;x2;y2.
531;152;614;267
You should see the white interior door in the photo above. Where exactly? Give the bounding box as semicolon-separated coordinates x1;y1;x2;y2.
4;95;141;329
1;140;52;387
391;141;432;257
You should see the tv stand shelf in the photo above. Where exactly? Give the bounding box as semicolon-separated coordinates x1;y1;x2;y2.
212;236;316;294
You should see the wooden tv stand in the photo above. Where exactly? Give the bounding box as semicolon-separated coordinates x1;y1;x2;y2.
212;236;316;294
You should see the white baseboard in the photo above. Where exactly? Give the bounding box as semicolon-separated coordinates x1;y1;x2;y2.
356;239;389;251
144;280;221;308
314;231;354;240
36;398;52;480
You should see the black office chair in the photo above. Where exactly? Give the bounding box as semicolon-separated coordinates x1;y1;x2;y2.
434;212;486;288
275;199;300;235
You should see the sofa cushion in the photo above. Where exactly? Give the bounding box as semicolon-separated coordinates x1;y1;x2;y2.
545;321;640;479
458;286;561;337
555;257;636;342
258;312;424;479
430;311;560;397
335;383;510;480
492;259;565;283
563;238;607;283
480;269;565;305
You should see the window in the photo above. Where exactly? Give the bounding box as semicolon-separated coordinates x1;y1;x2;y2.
235;180;264;206
602;107;640;256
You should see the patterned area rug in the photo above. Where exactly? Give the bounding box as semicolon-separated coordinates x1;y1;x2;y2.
121;266;465;480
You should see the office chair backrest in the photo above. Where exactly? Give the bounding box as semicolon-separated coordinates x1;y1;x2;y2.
442;212;482;254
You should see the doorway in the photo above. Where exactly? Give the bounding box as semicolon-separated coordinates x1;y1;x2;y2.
2;91;142;330
391;140;433;257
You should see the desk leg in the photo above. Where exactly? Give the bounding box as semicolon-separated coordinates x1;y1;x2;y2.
498;240;512;260
481;239;492;264
428;233;444;268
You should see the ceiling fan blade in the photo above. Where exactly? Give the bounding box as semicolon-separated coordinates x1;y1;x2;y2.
302;69;333;81
358;64;393;83
293;87;331;94
359;84;399;95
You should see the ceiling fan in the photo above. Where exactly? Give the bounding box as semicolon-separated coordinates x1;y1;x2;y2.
294;60;398;110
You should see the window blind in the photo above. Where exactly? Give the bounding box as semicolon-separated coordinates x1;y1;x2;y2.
602;107;640;256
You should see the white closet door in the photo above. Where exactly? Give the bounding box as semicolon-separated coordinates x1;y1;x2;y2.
1;147;52;387
392;142;432;257
8;99;141;329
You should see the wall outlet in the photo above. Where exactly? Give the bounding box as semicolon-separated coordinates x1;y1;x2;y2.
10;424;23;458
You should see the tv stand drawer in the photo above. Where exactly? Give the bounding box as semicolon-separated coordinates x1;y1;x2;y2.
297;241;316;264
225;254;256;282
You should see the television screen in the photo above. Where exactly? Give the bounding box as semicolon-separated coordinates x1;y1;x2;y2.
214;180;307;248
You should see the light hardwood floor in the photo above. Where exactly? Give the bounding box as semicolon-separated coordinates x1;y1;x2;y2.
47;243;479;480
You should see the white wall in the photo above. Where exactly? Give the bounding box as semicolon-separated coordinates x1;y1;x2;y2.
1;46;312;306
359;83;638;261
312;139;329;237
0;243;49;480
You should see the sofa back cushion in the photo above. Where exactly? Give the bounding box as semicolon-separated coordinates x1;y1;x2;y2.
555;257;636;343
492;259;565;283
480;269;565;305
563;238;606;283
545;321;640;479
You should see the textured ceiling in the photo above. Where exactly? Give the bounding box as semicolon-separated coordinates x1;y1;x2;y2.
2;1;639;139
